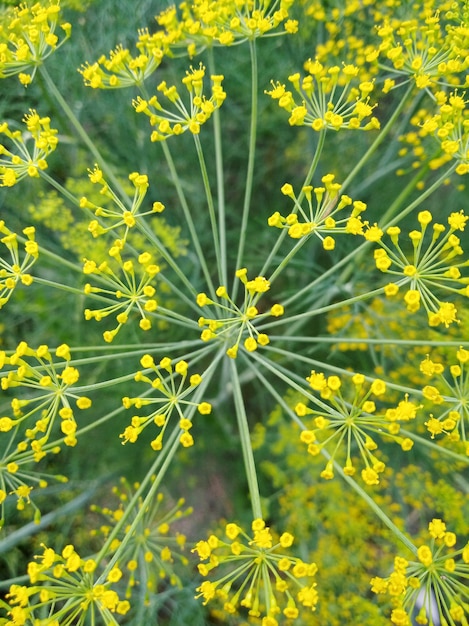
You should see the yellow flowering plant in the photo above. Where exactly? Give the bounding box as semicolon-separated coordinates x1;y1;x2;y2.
0;0;468;624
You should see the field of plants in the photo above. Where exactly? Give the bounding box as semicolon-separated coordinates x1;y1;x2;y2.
0;1;468;624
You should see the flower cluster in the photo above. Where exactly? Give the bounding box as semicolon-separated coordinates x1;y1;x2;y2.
371;210;469;327
82;166;165;240
371;519;469;626
91;479;191;598
156;0;298;56
420;91;469;175
420;347;469;453
79;37;166;89
268;174;367;249
193;518;318;624
133;65;226;141
0;221;38;308
197;269;284;358
80;0;298;85
0;342;91;453
121;355;211;449
0;451;66;524
295;372;419;485
266;59;380;131
0;109;58;186
3;543;130;625
377;11;469;92
83;244;160;341
0;0;71;85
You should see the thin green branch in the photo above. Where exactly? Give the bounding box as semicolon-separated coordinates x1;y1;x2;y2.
261;286;387;328
38;65;129;201
230;358;262;519
340;83;415;193
193;134;222;284
207;47;227;285
159;140;217;298
265;336;469;348
232;39;258;300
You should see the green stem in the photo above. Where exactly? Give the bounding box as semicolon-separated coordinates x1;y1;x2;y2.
159;140;217;298
193;134;222;284
229;358;262;519
57;339;205;356
340;83;415;193
399;429;469;464
266;335;469;348
265;235;310;287
207;48;227;285
381;163;457;228
32;276;88;295
261;285;387;329
38;170;83;208
134;215;200;300
242;353;305;430
232;39;258;300
38;65;128;201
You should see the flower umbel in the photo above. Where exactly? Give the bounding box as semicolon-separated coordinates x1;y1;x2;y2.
79;35;166;89
372;210;469;327
83;243;160;341
193;519;318;624
420;347;469;454
0;341;91;453
197;269;284;358
268;174;367;249
371;519;469;626
4;543;130;625
295;372;418;485
153;0;298;56
121;355;211;449
83;166;165;240
420;91;469;175
377;11;469;91
266;59;380;131
0;0;71;85
133;65;226;141
0;110;58;187
92;479;191;598
0;221;38;308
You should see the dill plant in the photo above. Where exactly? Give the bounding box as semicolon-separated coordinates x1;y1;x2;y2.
0;1;469;625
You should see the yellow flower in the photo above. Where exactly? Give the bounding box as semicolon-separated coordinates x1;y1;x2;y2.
133;65;226;141
194;519;317;621
297;371;419;483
